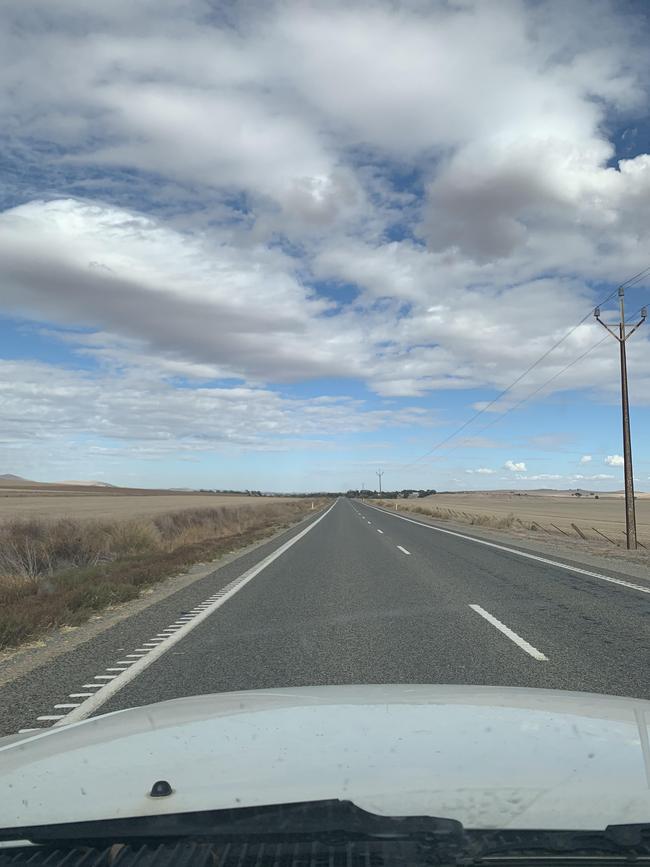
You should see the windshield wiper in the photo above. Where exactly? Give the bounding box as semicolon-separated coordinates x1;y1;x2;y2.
5;802;650;861
0;799;463;845
464;823;650;861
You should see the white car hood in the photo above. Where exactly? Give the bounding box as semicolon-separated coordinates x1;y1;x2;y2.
1;684;650;832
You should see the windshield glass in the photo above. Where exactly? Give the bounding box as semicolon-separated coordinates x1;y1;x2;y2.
0;0;649;843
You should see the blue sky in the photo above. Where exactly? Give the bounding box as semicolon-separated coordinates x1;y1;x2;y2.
0;0;649;492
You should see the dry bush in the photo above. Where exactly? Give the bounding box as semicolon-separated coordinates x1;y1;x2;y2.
0;499;323;649
466;512;516;530
385;501;517;529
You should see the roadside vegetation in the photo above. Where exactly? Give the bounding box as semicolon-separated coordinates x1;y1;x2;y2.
0;501;323;650
375;499;649;551
377;500;520;530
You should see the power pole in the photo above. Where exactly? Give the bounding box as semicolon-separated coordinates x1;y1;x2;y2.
376;469;383;494
595;288;646;549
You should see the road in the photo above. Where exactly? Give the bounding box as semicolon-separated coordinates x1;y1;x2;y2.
1;497;649;735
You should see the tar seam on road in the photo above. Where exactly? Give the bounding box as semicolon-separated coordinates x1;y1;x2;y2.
13;502;337;737
469;604;548;661
364;503;650;596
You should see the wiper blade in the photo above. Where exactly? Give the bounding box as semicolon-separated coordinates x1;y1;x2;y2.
0;799;463;845
464;825;650;861
6;802;650;861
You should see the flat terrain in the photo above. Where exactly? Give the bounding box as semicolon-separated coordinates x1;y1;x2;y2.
0;489;295;522
1;497;649;736
420;491;650;542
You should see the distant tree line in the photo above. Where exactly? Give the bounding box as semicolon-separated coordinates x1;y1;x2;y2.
345;489;437;499
198;489;264;496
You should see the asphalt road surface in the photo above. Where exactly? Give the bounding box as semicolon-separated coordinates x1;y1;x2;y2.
2;497;649;736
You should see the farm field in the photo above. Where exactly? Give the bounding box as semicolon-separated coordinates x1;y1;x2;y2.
409;491;650;545
0;483;294;523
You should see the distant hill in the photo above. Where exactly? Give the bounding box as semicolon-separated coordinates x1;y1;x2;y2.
56;480;116;487
0;473;32;482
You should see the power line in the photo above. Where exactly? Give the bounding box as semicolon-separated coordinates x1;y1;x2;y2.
447;303;647;456
403;271;649;467
448;335;609;452
619;264;650;289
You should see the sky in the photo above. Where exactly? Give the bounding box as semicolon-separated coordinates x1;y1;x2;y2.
1;0;649;493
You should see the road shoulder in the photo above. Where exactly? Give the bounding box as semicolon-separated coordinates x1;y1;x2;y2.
0;507;327;690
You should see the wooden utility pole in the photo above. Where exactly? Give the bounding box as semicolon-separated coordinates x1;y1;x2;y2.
595;288;646;549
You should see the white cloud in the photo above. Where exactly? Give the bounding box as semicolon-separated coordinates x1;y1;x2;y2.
570;473;615;481
0;199;367;384
0;358;433;462
4;197;644;405
514;474;564;481
604;454;624;466
0;0;650;486
580;454;592;463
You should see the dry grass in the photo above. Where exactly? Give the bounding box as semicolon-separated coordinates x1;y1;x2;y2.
399;502;517;528
380;501;557;533
0;492;298;522
418;492;650;540
0;500;324;650
377;496;649;546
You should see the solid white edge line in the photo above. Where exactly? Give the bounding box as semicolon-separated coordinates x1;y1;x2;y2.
44;501;337;729
397;545;411;555
364;502;650;596
469;604;548;661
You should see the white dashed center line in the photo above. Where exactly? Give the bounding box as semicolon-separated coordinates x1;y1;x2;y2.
469;604;548;661
377;529;384;534
397;545;411;555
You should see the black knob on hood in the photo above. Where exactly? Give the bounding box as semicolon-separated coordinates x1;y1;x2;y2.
150;779;173;797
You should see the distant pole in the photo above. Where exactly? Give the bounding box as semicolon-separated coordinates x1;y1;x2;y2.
376;469;383;494
595;289;646;549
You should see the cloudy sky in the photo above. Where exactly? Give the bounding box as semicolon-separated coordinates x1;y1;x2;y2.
1;0;649;492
